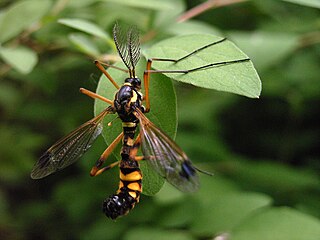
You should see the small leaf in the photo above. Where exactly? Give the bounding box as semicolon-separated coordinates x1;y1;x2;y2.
191;191;272;236
156;199;196;228
0;0;51;43
102;0;175;10
69;33;100;57
282;0;320;8
145;34;261;98
154;182;185;204
94;58;177;195
232;207;320;240
0;45;37;74
58;18;110;41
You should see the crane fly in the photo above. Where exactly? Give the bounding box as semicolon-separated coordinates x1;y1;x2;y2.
31;23;250;219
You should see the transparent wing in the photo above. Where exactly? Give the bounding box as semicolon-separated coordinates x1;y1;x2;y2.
134;109;199;192
113;23;140;71
31;107;113;179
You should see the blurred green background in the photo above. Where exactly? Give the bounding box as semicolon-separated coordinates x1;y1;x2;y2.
0;0;319;239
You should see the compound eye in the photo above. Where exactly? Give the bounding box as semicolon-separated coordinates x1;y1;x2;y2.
133;78;141;87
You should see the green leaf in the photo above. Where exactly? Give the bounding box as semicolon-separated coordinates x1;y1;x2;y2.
156;176;243;228
69;33;100;57
231;207;320;240
94;58;177;195
156;199;196;228
0;45;37;74
145;34;261;98
154;182;185;204
228;31;299;71
282;0;320;8
0;0;51;43
101;0;175;10
58;18;111;41
191;191;272;236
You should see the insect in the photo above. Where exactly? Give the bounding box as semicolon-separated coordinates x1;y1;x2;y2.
31;23;250;219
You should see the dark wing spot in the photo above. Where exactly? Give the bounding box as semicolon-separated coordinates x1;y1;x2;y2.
179;161;196;180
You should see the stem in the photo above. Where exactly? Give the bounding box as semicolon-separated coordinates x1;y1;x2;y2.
177;0;248;23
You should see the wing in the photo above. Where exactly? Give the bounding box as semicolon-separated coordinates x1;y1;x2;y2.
113;23;140;72
134;109;199;192
31;107;114;179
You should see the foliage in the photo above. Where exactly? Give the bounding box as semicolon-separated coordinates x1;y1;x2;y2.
0;0;319;240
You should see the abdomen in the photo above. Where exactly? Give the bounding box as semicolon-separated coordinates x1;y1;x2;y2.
102;160;142;220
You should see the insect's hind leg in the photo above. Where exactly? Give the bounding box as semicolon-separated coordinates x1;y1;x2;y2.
91;160;120;177
90;132;124;176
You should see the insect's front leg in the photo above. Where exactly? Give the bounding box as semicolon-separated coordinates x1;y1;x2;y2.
143;62;151;113
80;88;113;105
94;60;121;89
143;57;186;113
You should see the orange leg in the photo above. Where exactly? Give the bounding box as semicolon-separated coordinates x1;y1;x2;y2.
90;132;123;176
96;60;129;73
91;161;120;177
143;61;151;113
143;58;186;113
80;88;113;104
134;156;144;161
94;60;120;89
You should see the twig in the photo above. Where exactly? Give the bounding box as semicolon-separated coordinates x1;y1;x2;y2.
177;0;248;23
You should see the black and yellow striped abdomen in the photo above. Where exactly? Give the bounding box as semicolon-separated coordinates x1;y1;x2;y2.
102;121;143;220
118;163;142;201
102;160;142;220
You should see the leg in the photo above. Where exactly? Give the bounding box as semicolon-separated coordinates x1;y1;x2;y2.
90;132;123;176
134;156;144;161
143;57;191;112
90;160;120;176
146;38;227;65
143;38;250;112
96;60;129;73
94;60;120;89
143;62;151;112
174;37;227;62
80;88;113;105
